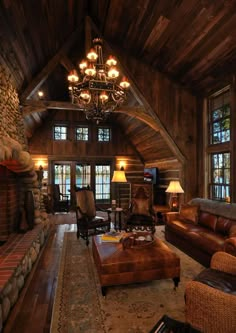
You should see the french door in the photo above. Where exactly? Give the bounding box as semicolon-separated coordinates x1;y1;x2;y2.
53;163;71;202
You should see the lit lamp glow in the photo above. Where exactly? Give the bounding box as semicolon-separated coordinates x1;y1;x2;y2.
112;169;127;207
166;180;184;211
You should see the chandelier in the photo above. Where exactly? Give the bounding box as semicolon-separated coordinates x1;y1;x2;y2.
67;38;130;123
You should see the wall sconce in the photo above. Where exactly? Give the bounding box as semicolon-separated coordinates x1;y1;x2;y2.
119;160;126;170
36;165;44;188
166;180;184;211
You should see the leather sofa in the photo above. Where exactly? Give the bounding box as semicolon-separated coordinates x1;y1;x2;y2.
165;198;236;266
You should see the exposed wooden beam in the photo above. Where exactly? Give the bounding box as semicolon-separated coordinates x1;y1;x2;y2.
20;26;82;103
60;54;75;72
21;100;82;116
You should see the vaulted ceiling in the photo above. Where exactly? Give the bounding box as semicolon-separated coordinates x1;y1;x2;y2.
1;0;236;165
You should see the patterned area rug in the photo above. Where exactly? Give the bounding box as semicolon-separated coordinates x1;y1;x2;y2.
50;227;204;333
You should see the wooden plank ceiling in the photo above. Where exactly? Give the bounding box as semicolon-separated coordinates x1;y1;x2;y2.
1;0;236;165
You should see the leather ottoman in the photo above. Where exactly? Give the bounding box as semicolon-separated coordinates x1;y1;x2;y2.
92;235;180;295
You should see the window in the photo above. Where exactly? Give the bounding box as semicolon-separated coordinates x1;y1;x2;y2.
75;126;89;141
95;164;110;202
75;164;91;188
54;126;67;140
209;90;230;144
209;152;230;201
97;127;111;142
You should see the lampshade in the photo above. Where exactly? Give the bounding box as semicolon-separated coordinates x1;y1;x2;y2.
111;170;127;183
166;181;184;193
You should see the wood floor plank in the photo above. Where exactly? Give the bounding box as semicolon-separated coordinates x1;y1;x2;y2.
3;216;73;333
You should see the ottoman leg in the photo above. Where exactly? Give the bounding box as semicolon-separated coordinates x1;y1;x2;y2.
173;277;180;289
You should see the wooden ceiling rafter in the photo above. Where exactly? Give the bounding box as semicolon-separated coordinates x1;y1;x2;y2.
20;25;82;103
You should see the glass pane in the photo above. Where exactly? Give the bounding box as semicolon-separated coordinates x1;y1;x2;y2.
76;127;88;141
98;128;110;142
95;165;110;201
75;164;91;188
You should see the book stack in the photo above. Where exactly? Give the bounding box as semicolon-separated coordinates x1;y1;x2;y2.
101;231;123;243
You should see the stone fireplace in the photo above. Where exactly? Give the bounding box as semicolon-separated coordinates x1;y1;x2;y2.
0;64;50;330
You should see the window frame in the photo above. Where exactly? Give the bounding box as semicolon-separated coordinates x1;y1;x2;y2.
209;152;230;202
97;127;111;142
53;125;68;141
75;126;89;141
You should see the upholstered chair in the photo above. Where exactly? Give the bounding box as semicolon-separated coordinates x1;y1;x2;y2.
185;251;236;333
75;188;111;245
124;183;156;233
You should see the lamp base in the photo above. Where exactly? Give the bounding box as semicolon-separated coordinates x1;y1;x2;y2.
169;195;179;212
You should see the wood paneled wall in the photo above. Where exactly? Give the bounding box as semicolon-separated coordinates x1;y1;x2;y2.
118;51;198;202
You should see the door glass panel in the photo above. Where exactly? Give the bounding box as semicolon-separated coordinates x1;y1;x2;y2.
95;165;110;202
75;164;91;189
54;164;71;201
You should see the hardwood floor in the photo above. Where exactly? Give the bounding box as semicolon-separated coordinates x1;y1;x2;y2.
3;214;77;333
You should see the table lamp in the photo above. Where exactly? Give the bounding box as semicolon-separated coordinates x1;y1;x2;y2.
111;167;127;207
166;180;184;211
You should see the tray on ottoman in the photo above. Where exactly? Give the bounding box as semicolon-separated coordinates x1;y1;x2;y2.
92;233;180;295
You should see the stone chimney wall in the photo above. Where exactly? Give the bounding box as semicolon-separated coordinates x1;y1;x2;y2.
0;64;49;241
0;64;27;149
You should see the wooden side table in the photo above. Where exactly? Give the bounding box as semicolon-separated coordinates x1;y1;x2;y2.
107;207;123;231
152;205;170;224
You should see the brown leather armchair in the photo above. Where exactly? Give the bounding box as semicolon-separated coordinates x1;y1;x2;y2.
124;183;156;233
185;251;236;333
75;188;111;245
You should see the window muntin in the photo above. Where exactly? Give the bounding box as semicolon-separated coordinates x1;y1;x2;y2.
210;152;230;201
209;90;230;144
54;126;67;140
97;127;111;142
95;164;110;202
75;164;91;188
75;127;89;141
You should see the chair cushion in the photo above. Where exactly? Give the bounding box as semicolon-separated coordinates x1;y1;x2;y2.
132;198;150;216
194;268;236;295
179;204;199;224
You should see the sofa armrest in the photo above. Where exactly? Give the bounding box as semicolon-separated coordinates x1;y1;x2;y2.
166;212;179;223
223;238;236;259
210;251;236;274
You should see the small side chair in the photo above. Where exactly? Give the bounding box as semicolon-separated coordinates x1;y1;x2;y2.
75;188;111;245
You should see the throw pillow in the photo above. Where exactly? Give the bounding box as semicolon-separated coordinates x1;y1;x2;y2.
179;204;199;224
132;198;150;216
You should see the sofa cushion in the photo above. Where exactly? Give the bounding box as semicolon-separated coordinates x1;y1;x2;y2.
194;268;236;295
215;217;233;236
179;204;199;224
199;211;217;231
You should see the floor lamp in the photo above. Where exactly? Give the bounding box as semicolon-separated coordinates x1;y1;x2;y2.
111;168;127;208
166;180;184;211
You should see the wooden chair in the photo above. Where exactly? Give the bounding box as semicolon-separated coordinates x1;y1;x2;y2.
124;183;156;233
48;184;69;213
75;188;111;245
185;251;236;333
